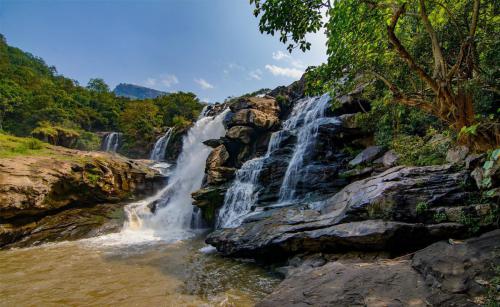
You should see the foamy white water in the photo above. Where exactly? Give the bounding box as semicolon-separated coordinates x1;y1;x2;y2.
102;132;121;152
93;109;229;246
150;127;173;161
216;94;332;229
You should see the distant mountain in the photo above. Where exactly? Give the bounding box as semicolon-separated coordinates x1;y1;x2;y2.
113;83;168;99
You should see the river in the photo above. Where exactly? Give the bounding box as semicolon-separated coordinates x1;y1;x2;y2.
0;236;278;306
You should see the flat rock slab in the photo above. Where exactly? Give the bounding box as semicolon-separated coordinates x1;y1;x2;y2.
258;259;429;307
258;230;500;307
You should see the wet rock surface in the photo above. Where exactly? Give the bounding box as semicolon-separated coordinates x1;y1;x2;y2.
207;165;475;260
258;230;500;307
193;95;283;224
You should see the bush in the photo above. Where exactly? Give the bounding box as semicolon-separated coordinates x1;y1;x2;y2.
391;129;451;166
76;131;101;151
25;138;44;150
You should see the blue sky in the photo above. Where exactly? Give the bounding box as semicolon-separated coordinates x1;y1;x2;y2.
0;0;327;102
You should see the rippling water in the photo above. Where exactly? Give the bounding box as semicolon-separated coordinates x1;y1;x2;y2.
0;237;278;306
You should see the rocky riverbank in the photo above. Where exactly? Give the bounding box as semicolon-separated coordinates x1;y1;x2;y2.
0;146;164;248
197;79;500;305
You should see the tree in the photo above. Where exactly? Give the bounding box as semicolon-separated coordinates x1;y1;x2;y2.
86;78;110;93
118;100;160;148
0;80;24;130
250;0;499;150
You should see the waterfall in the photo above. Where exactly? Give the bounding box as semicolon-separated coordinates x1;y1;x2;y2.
117;109;229;243
150;127;173;161
278;94;331;202
216;132;284;228
102;132;121;152
216;94;331;229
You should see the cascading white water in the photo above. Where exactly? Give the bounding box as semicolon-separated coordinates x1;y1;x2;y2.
216;132;284;228
216;94;331;229
278;94;331;202
150;127;173;161
102;132;121;152
110;109;229;243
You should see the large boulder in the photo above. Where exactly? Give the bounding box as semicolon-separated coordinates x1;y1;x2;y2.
207;165;471;260
226;126;255;144
230;96;280;117
320;165;469;222
373;150;399;167
258;230;500;306
228;109;280;131
348;145;385;167
206;145;229;169
207;218;464;260
258;259;429;307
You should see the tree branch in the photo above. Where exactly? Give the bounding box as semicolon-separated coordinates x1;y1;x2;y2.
419;0;447;79
369;70;436;114
386;4;439;93
470;0;480;37
447;0;480;81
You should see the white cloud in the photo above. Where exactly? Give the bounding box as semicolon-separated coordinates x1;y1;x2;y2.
202;97;211;103
248;69;263;80
272;50;306;69
265;64;304;79
194;78;214;90
272;51;290;61
160;74;179;88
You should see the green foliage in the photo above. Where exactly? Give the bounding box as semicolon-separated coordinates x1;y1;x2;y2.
119;100;160;151
391;129;450;166
353;86;444;147
86;78;110;93
251;0;499;146
76;131;101;151
459;212;482;234
416;202;429;215
433;211;448;223
154;92;204;127
85;172;101;186
250;0;326;52
0;36;204;155
478;148;500;199
486;265;500;306
0;133;48;157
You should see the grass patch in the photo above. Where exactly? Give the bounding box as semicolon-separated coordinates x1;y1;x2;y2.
0;133;52;158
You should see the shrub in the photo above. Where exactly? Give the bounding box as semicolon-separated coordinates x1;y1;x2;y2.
25;138;44;150
416;202;428;215
76;131;101;151
433;211;448;223
391;129;451;166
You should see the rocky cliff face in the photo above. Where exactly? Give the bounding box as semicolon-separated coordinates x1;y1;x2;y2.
192;95;286;223
198;79;499;305
0;147;164;248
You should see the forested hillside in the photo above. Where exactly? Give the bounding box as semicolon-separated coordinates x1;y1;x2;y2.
0;34;204;153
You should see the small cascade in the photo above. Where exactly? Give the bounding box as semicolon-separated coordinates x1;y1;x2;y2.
150;127;173;161
216;157;265;228
216;132;284;228
118;109;229;242
278;94;331;202
102;132;121;152
216;94;331;229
